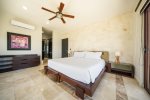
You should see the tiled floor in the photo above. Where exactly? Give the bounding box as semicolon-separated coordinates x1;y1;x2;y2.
0;64;149;100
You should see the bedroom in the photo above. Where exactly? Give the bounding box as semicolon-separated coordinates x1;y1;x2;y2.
0;0;150;100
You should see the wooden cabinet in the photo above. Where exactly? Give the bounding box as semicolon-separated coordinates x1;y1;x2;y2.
0;54;40;72
13;55;40;70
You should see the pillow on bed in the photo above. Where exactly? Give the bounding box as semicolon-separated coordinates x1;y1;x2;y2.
73;52;85;58
85;52;102;59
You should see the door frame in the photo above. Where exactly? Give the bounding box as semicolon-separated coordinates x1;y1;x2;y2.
144;4;150;94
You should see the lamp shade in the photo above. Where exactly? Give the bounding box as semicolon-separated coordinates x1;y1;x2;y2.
115;51;121;56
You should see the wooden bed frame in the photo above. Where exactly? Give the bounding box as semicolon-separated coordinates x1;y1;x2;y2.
44;66;105;99
44;51;109;99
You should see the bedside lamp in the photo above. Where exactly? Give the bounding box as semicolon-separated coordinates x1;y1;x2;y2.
115;51;120;64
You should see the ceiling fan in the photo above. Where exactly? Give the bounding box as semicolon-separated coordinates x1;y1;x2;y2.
42;2;75;24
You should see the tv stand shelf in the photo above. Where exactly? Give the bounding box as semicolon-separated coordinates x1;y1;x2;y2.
0;54;40;72
0;56;13;71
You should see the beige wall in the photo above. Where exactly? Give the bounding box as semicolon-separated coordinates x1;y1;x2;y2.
68;12;134;63
52;31;67;58
0;12;42;57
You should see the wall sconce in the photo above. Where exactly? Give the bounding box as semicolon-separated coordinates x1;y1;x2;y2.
115;51;121;64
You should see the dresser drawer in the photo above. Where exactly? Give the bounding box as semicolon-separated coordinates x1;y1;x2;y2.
13;63;29;70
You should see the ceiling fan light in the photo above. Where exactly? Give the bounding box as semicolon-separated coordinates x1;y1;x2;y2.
56;13;62;19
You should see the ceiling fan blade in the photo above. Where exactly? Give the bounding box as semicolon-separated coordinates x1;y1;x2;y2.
49;16;57;20
61;18;66;23
42;7;56;14
62;14;75;18
59;2;64;12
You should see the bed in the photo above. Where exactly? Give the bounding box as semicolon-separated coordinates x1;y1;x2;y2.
44;51;109;99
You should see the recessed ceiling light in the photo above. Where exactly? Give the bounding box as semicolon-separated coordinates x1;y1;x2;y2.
22;6;28;10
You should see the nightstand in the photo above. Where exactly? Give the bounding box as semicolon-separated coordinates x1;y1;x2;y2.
105;62;134;78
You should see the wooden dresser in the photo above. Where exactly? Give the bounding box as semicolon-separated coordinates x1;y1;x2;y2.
0;54;40;72
13;54;40;70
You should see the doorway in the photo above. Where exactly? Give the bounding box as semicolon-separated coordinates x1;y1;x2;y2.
144;4;150;94
42;39;52;59
62;38;68;58
42;28;52;62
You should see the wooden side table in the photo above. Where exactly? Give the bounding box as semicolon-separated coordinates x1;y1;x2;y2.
105;61;134;78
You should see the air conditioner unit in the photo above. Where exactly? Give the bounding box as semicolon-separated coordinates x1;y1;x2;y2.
11;20;35;30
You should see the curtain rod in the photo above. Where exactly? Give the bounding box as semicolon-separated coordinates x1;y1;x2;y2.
140;0;150;14
135;0;142;12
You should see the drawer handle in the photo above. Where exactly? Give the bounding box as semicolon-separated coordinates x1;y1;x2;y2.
21;63;27;64
22;59;27;60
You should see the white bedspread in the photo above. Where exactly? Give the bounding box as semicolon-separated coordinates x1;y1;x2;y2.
48;57;105;84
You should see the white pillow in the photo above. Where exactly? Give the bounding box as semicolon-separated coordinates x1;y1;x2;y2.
85;52;102;59
73;52;85;58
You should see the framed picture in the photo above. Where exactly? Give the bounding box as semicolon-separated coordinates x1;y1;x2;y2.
7;32;31;50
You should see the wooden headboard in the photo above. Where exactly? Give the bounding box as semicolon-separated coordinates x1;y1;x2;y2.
73;51;109;62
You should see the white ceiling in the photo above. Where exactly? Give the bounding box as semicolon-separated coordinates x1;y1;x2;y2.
0;0;138;33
